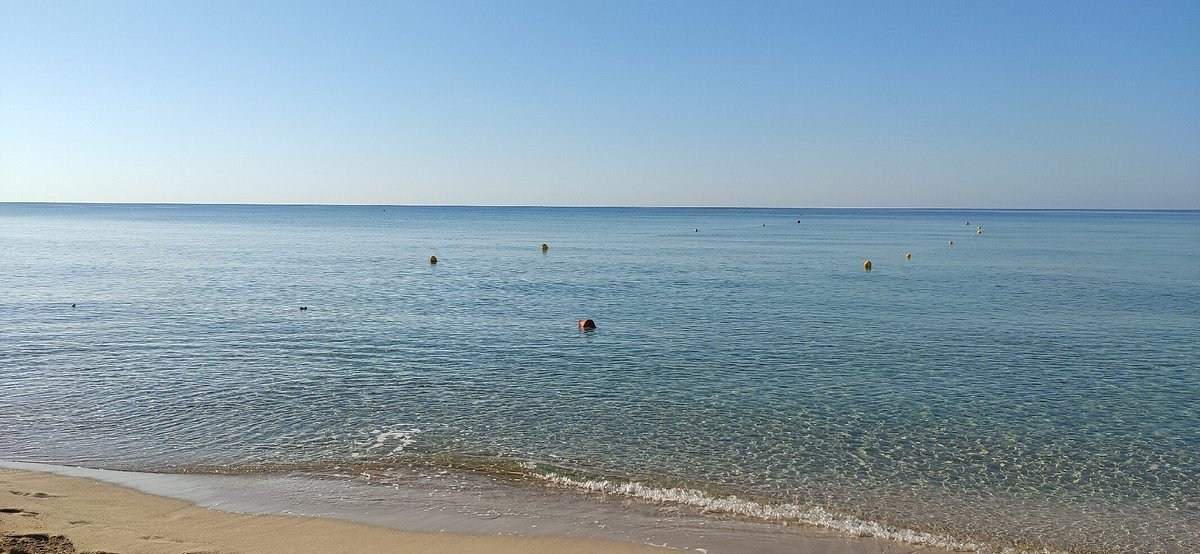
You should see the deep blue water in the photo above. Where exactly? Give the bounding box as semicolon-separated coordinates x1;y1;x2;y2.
2;204;1197;552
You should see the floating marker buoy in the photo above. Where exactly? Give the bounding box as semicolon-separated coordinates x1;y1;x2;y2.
977;229;982;235
300;306;308;311
948;240;954;246
966;221;970;225
578;319;596;330
429;255;438;264
693;228;700;233
796;219;801;223
762;223;767;227
905;252;912;260
863;259;872;271
71;303;76;308
541;243;549;252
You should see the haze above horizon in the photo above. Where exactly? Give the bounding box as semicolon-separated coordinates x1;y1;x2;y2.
2;1;1197;209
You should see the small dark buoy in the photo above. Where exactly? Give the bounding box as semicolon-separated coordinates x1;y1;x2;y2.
762;223;767;227
429;255;438;264
796;219;801;223
905;252;912;261
541;243;549;252
693;228;700;233
71;303;76;308
863;259;872;271
578;319;596;330
948;240;954;246
300;306;308;311
966;221;970;225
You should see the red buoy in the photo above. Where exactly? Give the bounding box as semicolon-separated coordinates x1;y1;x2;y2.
578;319;596;330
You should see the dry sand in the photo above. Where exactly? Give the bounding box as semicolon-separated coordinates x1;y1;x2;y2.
0;468;664;554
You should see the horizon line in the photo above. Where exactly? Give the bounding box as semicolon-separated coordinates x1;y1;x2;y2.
1;201;1197;212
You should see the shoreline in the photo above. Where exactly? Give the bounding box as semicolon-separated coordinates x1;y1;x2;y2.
0;465;661;554
1;461;947;553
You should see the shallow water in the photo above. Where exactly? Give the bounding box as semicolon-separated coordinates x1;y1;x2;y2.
2;204;1198;552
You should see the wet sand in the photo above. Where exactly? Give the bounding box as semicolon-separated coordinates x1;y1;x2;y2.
1;462;946;553
0;467;664;554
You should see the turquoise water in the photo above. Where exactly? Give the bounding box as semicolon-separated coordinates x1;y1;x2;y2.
1;204;1197;552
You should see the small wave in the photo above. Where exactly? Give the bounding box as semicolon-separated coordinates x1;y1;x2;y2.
77;451;1073;553
536;472;1057;554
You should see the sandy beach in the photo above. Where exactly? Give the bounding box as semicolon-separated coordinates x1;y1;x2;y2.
0;468;666;554
0;463;944;554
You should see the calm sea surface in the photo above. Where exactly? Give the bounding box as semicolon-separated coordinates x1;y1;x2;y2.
2;204;1197;552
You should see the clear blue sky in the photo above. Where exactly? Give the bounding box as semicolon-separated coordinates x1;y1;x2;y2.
1;1;1197;208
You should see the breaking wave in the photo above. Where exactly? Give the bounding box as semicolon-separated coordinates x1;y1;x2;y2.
536;472;1068;554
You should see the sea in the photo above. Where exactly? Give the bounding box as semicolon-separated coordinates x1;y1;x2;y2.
1;203;1197;553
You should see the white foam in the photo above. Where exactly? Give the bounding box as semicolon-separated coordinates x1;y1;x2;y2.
537;472;1059;553
355;425;422;454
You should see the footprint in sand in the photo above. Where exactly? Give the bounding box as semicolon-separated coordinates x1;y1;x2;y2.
139;534;211;552
139;534;188;544
10;490;59;498
0;507;39;516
